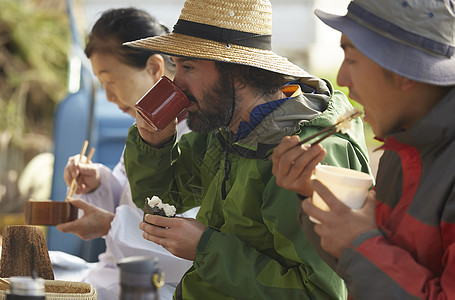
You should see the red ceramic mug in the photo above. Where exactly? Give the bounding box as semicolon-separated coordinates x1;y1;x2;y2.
135;76;190;131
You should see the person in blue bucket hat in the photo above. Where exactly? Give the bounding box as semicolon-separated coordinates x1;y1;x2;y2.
273;0;455;299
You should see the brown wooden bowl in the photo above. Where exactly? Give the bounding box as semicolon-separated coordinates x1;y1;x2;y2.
24;200;78;226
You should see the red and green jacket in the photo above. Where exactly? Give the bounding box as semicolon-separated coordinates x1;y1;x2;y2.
125;77;371;299
308;87;455;299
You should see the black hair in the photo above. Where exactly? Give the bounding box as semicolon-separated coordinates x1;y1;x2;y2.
214;62;296;97
85;7;173;70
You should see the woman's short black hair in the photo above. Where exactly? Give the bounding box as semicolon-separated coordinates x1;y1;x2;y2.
85;7;173;69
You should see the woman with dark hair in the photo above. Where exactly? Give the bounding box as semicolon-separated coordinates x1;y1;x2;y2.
56;8;194;299
84;7;175;119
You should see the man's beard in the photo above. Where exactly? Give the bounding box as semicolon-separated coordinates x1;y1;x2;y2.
186;73;236;133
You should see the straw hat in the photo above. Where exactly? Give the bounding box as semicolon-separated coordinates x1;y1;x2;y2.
124;0;309;78
315;0;455;86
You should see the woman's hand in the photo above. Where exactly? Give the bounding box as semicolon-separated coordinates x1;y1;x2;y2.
63;154;100;194
56;199;114;240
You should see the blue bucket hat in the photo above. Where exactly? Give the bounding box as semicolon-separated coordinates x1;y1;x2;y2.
315;0;455;86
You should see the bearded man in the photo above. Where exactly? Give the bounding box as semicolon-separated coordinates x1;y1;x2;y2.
123;0;371;299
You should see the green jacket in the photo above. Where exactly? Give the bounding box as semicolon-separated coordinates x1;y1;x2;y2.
124;78;371;299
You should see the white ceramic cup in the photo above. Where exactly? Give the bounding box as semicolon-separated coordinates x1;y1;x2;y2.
310;165;373;223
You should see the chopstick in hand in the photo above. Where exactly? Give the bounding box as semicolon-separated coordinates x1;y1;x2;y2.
0;278;9;288
297;126;337;146
65;140;95;201
297;108;362;146
68;147;95;199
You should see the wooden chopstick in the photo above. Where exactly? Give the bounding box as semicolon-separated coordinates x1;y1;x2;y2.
86;147;96;163
65;140;89;201
297;125;337;146
310;128;337;145
0;277;9;288
297;109;362;146
79;140;89;159
68;147;95;198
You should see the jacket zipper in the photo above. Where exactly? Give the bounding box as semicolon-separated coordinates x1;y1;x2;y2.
221;149;231;200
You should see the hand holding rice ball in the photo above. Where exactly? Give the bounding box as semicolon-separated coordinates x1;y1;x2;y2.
143;196;176;226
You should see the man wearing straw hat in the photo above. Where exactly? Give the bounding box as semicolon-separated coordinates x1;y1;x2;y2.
123;0;371;298
274;0;455;298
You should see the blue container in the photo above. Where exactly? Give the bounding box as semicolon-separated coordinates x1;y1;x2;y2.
47;62;133;261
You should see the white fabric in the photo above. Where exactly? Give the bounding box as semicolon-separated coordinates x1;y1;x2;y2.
69;121;195;300
49;250;96;281
48;250;178;300
106;205;194;283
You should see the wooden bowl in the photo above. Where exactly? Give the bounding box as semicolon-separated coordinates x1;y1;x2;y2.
24;200;78;226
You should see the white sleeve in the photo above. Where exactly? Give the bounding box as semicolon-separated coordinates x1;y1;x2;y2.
176;119;191;141
106;205;193;283
75;160;125;213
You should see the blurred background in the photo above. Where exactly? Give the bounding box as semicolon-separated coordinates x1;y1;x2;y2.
0;0;380;260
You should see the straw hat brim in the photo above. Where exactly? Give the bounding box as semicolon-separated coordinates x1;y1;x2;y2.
124;33;309;78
